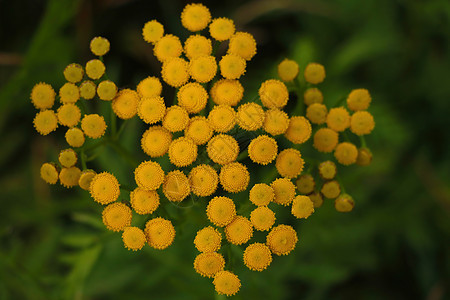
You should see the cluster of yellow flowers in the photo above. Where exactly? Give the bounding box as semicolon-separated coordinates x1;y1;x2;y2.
33;3;375;296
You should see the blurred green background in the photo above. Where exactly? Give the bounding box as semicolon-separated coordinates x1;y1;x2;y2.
1;0;449;299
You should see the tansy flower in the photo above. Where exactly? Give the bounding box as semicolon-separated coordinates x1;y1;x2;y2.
58;148;77;168
189;55;217;83
263;109;290;136
181;3;211;32
347;88;371;111
112;89;140;119
335;194;354;212
208;105;236;133
236;102;265;131
184;35;212;60
102;203;132;232
219;54;246;79
334;142;358;165
31;83;55;109
138;96;166;124
59;82;80;104
350;111;375;135
177;82;208;114
243;243;272;271
154;34;183;62
303;87;323;106
57;103;81;127
168;137;198;167
145;217;176;250
90;36;110;56
285;116;311;144
225;216;253;245
309;192;324;208
134;160;165;190
327;107;350;132
40;163;58;184
122;227;146;251
228;32;257;61
89;172;120;205
313;128;339;153
266;224;298;256
249;183;274;206
271;178;296;206
258;79;289;109
185;116;213;145
210;79;243;106
141;126;172;157
137;76;162;99
81;114;106;139
194;226;222;253
194;252;225;278
97;80;117;101
321;180;341;199
206;196;236;227
161;58;190;87
207;134;239;165
250;206;275;231
189;164;218;197
304;62;325;84
162;170;191;202
63;63;84;83
219;162;250;193
248;135;278;165
295;174;315;195
142;20;164;43
306;103;327;124
275;148;304;178
59;166;81;188
213;271;241;297
79;80;96;100
209;18;235;41
65;128;85;148
85;59;105;80
291;195;314;219
78;169;96;191
356;147;373;166
162;105;189;132
318;160;337;180
130;187;160;215
277;59;299;82
33;110;58;135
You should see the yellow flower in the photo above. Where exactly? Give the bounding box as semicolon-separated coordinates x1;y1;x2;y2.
236;103;265;131
65;128;85;148
85;59;105;80
207;196;236;227
102;202;132;232
97;80;117;101
263;109;290;136
350;111;375;135
31;83;55;109
59;82;80;104
142;20;164;43
295;174;315;195
291;195;314;219
225;216;253;245
304;62;325;84
213;271;241;297
162;170;190;202
181;3;211;32
321;180;341;199
194;252;225;278
194;226;222;252
334;142;358;165
313;128;339;153
138;96;166;124
154;34;183;62
309;192;324;208
162;105;189;132
250;206;275;231
210;79;243;106
78;169;96;190
266;224;298;256
306;103;327;124
318;160;337;180
228;32;257;61
130;187;160;215
168;137;198;167
185;116;213;145
208;105;236;133
271;177;296;206
189;164;218;197
59;167;81;188
276;148;304;178
58;148;77;168
90;36;110;56
134;160;165;190
89;172;120;205
63;63;84;83
248;135;278;165
40;163;58;184
184;34;212;60
285;116;311;144
177;82;208;114
57;103;81;127
79;80;96;100
137;76;162;99
327;107;350;132
219;54;246;79
145;217;176;250
33;110;58;135
81;114;107;139
347;88;371;111
161;57;189;88
112;89;139;119
249;183;274;206
209;18;235;41
335;194;354;212
207;134;239;165
356;147;373;166
303;87;323;106
277;59;299;82
189;55;217;83
141;125;172;157
122;227;146;251
258;79;289;109
243;243;272;271
219;162;250;193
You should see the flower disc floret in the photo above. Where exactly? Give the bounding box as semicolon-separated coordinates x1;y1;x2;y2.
357;147;373;166
285;116;311;144
161;57;189;87
207;196;236;227
249;183;274;206
134;160;165;190
210;79;243;106
295;174;315;195
194;226;222;253
184;35;212;60
313;128;339;153
350;111;375;135
31;83;55;109
266;224;298;256
271;178;296;206
213;271;241;297
327;107;350;132
275;148;304;178
78;170;96;190
137;76;162;98
185;116;213;145
250;206;276;231
177;82;208;113
263;109;289;136
225;216;253;245
243;243;272;271
208;105;236;133
318;160;337;179
59;167;81;188
59;82;80;104
207;134;239;165
181;3;211;32
89;172;120;205
112;89;139;119
189;164;219;197
304;87;323;105
130;187;160;215
33;110;58;135
309;192;324;208
228;32;257;61
154;34;183;62
347;88;371;111
334;142;358;165
138;96;166;124
168;137;198;167
306;103;327;124
162;105;189;132
258;79;289;109
321;180;341;199
81;114;106;139
248;135;278;165
40;163;58;184
189;55;217;83
85;59;105;80
79;81;96;100
63;63;84;83
219;162;250;193
102;203;132;232
304;62;325;84
97;80;117;101
236;103;265;131
142;20;164;43
163;170;190;202
291;195;314;219
335;194;355;212
277;59;299;82
219;54;246;79
90;36;110;56
58;148;77;168
141;126;172;157
209;18;235;41
57;103;81;127
144;217;175;250
194;252;225;278
122;227;146;251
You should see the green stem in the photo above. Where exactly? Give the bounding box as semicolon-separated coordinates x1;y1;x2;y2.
119;184;133;192
78;99;89;115
107;140;138;168
360;135;367;148
110;107;117;139
336;174;346;194
294;77;305;115
333;95;347;108
80;148;87;170
116;120;128;138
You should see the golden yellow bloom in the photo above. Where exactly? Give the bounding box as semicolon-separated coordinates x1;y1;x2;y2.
138;96;166;124
291;195;314;219
285;116;311;144
250;206;275;231
57;103;81;127
350;111;375;135
189;55;217;83
303;87;323;106
134;160;165;190
189;164;218;197
168;137;198;167
194;226;222;252
154;34;183;62
243;243;272;271
356;147;373;166
185;116;213;145
97;80;117;101
210;79;243;106
225;216;253;245
219;54;246;79
122;227;146;251
81;114;106;139
31;83;55;109
89;172;120;205
347;88;371;111
112;89;139;119
59;82;80;104
130;187;160;215
194;252;225;278
228;32;257;61
236;102;265;131
266;224;298;256
313;128;339;153
208;105;236;133
59;166;81;188
207;196;236;227
162;105;189;132
177;82;208;113
181;3;211;32
335;194;354;212
259;79;289;109
248;135;278;165
321;180;341;199
184;34;212;60
295;174;315;195
63;63;84;83
249;183;274;206
334;142;358;165
137;76;162;99
219;162;250;193
40;163;58;184
65;128;85;148
276;148;304;178
58;148;77;168
209;18;235;41
327;107;350;132
318;160;337;180
271;177;296;206
304;62;325;84
141;125;172;157
142;20;164;43
145;217;176;250
207;134;239;165
309;192;324;208
306;103;327;124
102;203;132;232
79;80;96;100
85;59;105;80
33;110;58;135
78;169;96;190
213;271;241;297
263;109;289;136
163;170;190;202
277;59;299;82
90;36;110;56
161;57;190;87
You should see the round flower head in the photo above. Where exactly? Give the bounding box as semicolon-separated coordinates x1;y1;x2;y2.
208;105;236;133
138;96;166;124
59;83;80;104
304;62;325;84
161;57;190;87
271;177;296;206
63;63;84;83
78;169;96;190
207;134;239;165
335;194;354;212
194;226;222;252
31;83;55;109
194;252;225;278
79;81;96;100
85;59;105;80
185;116;213;145
356;147;373;166
81;114;106;139
210;79;243;106
181;3;211;32
291;195;314;219
130;187;160;215
168;137;198;167
154;34;183;62
59;167;81;188
162;105;189;132
142;20;164;43
122;227;146;251
347;88;371;111
313;128;339;153
65;128;85;148
162;170;190;202
303;87;323;106
184;35;212;60
225;216;253;245
259;79;289;109
243;243;272;271
102;203;132;232
33;110;58;135
250;206;275;231
213;271;241;297
97;80;117;101
321;180;341;199
327;107;350;132
266;224;298;256
137;76;162;99
236;102;265;131
134;160;165;190
40;163;58;184
219;162;250;193
309;192;324;208
277;59;299;82
296;174;315;195
228;32;257;61
58;148;77;168
189;164;218;197
285;116;312;144
90;36;110;56
276;148;304;178
219;54;246;79
177;82;208;114
209;18;235;41
249;183;274;206
248;135;278;165
141;126;172;157
145;217;176;250
57;103;81;127
112;89;139;119
189;55;217;83
350;111;375;135
318;160;337;180
306;103;327;125
334;142;358;165
263;109;290;136
89;172;120;205
207;196;236;227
